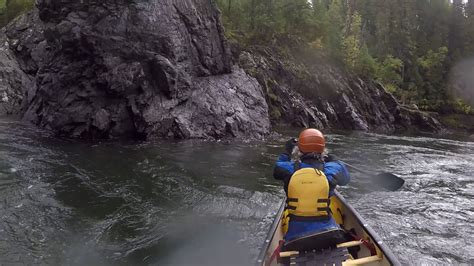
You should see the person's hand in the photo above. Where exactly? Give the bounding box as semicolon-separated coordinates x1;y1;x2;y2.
324;154;338;162
285;138;298;155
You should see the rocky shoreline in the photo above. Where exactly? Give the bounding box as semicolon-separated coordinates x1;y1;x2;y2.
0;0;444;140
235;45;443;134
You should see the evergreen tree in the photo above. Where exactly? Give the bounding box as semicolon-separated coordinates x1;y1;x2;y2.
376;55;404;94
342;11;362;70
449;0;465;61
417;47;449;109
465;0;474;55
3;0;471;113
214;0;473;111
326;0;344;58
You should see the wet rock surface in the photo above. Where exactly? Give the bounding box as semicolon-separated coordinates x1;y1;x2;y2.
0;28;34;115
237;46;443;134
2;0;269;139
0;1;443;138
396;106;443;133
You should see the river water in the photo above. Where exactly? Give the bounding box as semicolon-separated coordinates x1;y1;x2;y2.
0;118;473;265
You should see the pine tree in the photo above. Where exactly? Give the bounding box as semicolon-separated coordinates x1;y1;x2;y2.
449;0;465;61
213;0;472;111
326;0;344;59
465;0;474;55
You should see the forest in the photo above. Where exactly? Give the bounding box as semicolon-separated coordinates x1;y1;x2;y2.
215;0;474;114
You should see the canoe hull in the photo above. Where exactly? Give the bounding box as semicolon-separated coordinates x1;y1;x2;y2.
257;191;400;266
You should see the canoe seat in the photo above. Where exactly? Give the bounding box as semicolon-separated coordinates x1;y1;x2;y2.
282;228;347;252
282;247;350;266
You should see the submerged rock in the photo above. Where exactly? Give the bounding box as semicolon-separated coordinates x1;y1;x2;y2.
3;0;269;139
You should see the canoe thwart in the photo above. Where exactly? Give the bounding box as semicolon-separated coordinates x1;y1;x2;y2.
342;255;382;265
336;240;364;248
279;251;299;258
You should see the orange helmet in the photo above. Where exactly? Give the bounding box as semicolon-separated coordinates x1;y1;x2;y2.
297;128;325;153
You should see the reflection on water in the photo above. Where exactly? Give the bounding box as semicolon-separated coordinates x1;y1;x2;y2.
0;118;473;265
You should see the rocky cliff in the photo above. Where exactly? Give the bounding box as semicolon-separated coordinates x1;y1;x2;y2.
0;25;33;115
0;1;442;139
2;0;269;139
236;46;442;133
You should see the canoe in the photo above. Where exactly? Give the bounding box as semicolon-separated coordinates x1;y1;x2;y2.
256;191;400;266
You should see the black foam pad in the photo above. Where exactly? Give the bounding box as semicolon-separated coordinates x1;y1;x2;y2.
282;229;347;252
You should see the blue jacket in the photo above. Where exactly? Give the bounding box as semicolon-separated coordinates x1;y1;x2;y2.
273;153;351;241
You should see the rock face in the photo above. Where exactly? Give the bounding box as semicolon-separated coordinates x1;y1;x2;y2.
396;106;443;133
1;1;443;138
0;28;34;115
3;0;269;139
238;46;443;133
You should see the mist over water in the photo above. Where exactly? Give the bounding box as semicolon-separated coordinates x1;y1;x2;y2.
0;118;473;265
450;57;474;106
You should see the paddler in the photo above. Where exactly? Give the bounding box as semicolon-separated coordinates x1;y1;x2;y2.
273;128;351;241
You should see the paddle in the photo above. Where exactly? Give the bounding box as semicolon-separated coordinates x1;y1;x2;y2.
342;161;405;191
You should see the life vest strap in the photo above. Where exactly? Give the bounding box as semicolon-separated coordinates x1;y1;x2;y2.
287;198;298;203
287;198;331;214
317;207;331;213
288;214;330;222
287;198;330;204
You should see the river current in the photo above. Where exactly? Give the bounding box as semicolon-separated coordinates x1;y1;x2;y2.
0;118;473;265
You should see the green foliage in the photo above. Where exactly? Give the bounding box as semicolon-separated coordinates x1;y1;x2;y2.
452;98;473;115
375;55;404;95
417;46;449;102
354;45;378;78
0;0;6;18
377;56;404;86
439;113;474;130
2;0;471;115
418;47;448;70
340;11;378;77
465;1;474;55
324;0;344;57
215;0;473;112
0;0;34;28
216;0;320;45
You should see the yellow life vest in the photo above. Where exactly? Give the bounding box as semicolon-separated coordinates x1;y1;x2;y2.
287;167;330;221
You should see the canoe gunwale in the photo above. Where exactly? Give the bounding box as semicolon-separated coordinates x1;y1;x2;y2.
256;198;286;266
334;191;401;266
256;190;401;266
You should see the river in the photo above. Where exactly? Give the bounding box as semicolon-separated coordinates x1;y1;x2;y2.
0;118;473;265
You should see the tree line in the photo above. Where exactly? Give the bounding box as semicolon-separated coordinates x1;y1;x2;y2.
215;0;474;114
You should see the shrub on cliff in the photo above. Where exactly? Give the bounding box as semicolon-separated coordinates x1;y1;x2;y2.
0;0;34;27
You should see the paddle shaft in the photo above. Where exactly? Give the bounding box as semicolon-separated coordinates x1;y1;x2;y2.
341;160;405;191
342;162;371;175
